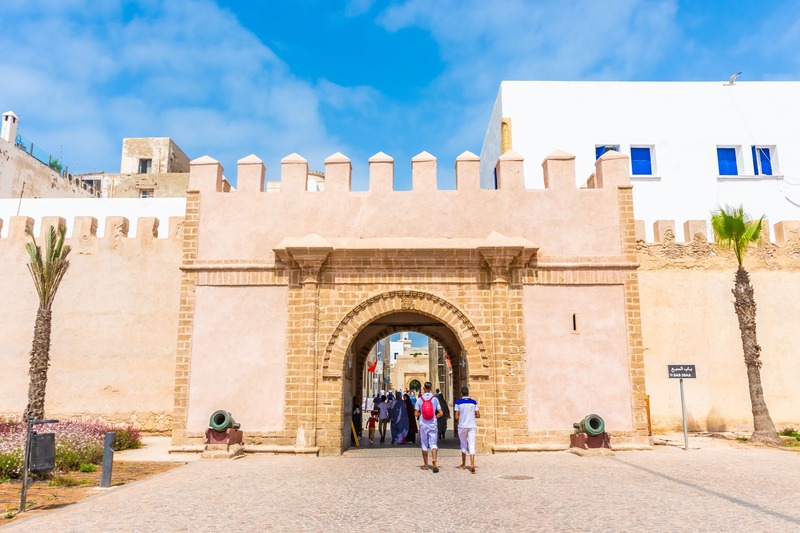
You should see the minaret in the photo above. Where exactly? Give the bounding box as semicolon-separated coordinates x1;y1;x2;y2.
1;111;19;144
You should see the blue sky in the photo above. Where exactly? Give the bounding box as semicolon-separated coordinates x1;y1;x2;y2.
1;0;798;190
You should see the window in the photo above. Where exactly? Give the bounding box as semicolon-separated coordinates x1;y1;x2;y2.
595;145;620;159
751;146;775;176
139;189;154;198
138;158;152;174
717;147;739;175
630;146;653;175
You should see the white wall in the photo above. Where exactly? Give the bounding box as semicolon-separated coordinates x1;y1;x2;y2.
0;198;186;238
480;91;503;189
390;340;403;364
480;81;800;240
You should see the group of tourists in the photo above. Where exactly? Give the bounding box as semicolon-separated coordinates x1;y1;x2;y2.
352;382;480;474
359;390;420;445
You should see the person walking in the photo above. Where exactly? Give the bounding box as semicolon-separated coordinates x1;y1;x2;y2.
366;410;378;445
352;395;362;446
377;394;390;443
403;393;417;444
437;391;450;440
454;386;480;473
415;382;443;473
390;393;409;444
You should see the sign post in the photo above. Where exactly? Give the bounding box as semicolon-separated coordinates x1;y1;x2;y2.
668;365;696;450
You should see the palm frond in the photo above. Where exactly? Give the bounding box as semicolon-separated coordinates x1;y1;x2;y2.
711;204;764;267
25;224;71;310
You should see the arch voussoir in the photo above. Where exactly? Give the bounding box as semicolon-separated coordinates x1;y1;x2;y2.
322;290;488;378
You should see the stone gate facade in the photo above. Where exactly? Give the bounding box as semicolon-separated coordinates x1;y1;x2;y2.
171;149;650;454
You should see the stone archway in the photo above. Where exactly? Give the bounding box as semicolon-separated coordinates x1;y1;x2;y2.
323;290;489;379
320;290;493;454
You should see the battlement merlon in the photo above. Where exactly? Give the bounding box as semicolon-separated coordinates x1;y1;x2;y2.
185;150;635;263
187;149;630;194
0;215;184;244
635;218;800;245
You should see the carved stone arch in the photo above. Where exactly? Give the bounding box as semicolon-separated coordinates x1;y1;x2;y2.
323;290;489;378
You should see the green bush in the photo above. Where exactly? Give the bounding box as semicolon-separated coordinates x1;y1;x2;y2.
55;441;103;471
0;450;23;480
779;427;800;440
112;426;142;451
0;419;144;479
79;463;97;473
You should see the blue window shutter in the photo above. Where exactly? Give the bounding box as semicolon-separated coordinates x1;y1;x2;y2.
630;147;652;175
759;147;772;175
595;146;606;159
751;146;759;175
717;148;738;175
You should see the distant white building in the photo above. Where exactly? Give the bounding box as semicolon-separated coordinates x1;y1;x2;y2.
480;81;800;239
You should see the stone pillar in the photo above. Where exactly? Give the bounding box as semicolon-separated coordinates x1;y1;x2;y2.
172;190;201;444
478;243;526;447
618;185;650;441
285;242;332;451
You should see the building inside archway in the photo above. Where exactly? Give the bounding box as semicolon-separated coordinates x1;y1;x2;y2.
345;308;470;450
361;332;455;411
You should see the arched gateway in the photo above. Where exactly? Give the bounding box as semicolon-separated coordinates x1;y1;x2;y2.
172;149;650;454
324;291;490;450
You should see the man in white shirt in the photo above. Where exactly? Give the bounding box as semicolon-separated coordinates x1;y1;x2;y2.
377;394;390;443
454;386;480;473
414;381;443;473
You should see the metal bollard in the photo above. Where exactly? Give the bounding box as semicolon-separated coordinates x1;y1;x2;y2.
100;432;116;488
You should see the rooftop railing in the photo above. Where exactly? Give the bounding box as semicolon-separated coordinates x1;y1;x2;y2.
14;133;98;196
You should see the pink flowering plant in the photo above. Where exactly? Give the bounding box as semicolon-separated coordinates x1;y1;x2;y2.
0;419;141;480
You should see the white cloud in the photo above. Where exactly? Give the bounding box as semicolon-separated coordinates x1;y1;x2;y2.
378;0;679;96
2;0;793;193
0;0;348;183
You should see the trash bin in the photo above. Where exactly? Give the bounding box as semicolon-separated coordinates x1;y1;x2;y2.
29;433;56;475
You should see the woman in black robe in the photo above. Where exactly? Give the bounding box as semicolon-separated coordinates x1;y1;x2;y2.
404;393;417;444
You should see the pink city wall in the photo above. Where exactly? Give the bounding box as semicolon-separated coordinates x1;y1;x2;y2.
0;215;183;431
1;146;795;445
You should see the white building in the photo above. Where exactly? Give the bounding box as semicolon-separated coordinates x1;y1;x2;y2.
480;81;800;240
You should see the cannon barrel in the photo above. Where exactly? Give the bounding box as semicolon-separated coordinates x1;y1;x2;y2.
209;410;240;432
573;414;605;437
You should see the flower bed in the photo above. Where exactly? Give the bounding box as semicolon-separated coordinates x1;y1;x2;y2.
0;420;141;479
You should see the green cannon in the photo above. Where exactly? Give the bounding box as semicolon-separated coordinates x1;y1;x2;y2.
209;410;241;432
573;414;605;437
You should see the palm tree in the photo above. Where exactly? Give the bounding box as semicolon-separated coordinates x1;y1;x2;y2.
23;224;71;422
711;205;782;446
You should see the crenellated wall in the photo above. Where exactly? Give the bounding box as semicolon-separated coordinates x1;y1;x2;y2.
635;218;800;432
187;149;631;263
174;148;649;453
3;144;795;448
0;214;184;431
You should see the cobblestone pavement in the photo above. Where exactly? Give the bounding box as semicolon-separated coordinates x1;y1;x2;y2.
5;440;800;532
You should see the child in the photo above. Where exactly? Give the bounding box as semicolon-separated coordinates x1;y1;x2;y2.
366;410;378;445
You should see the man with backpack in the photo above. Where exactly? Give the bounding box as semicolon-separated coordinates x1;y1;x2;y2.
414;381;443;473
